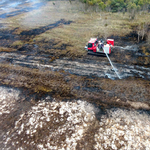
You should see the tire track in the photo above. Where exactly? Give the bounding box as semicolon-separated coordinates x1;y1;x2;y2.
0;52;150;80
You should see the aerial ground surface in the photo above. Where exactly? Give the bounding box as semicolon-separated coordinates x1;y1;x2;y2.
0;0;150;149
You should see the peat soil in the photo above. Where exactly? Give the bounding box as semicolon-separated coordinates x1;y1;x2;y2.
0;11;150;150
0;23;150;109
0;1;150;149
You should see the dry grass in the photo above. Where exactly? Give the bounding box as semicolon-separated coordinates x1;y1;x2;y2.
1;1;150;57
12;40;24;47
32;10;150;57
0;47;17;52
32;12;131;57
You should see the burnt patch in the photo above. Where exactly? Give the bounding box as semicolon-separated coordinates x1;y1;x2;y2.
0;61;150;111
0;19;73;52
0;29;20;48
14;40;72;59
106;31;150;67
40;39;72;51
17;44;38;52
20;19;73;40
108;29;149;47
125;31;147;43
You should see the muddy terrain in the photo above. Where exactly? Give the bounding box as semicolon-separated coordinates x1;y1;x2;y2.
0;0;150;149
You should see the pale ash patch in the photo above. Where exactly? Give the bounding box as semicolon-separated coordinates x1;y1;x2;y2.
0;86;20;115
94;109;150;150
4;100;96;149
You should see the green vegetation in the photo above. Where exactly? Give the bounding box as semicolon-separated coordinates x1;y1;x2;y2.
80;0;150;13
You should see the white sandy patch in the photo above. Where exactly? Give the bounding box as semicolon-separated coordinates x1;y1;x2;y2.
4;100;97;149
1;89;150;150
94;109;150;150
0;86;20;115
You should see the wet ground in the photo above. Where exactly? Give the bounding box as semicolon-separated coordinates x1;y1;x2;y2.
0;0;150;149
0;51;150;80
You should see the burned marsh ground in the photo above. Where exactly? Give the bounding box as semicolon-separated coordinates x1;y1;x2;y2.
0;0;150;149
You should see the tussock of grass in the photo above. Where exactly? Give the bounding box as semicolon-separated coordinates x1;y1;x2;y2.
0;47;17;52
12;40;24;47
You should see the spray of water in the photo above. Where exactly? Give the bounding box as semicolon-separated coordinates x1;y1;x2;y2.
104;49;121;79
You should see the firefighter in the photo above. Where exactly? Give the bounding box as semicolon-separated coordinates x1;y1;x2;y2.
97;41;103;51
